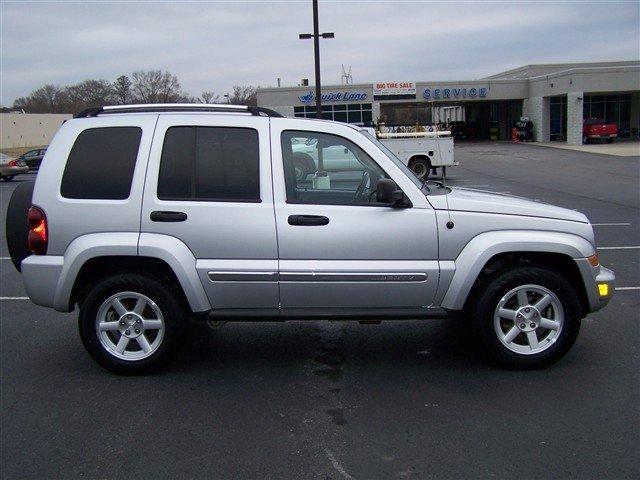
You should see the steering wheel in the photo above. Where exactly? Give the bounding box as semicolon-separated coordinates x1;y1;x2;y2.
354;170;372;202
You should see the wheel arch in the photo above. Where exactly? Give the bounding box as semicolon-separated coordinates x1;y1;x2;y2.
440;230;595;314
55;232;211;313
407;154;431;167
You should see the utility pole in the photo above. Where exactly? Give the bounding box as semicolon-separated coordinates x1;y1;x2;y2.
299;0;334;119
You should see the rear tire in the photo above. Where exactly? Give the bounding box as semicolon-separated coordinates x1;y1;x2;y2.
409;157;431;180
471;266;581;369
293;153;313;181
79;273;187;375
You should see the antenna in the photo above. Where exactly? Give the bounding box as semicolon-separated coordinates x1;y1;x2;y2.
341;64;353;85
431;103;454;230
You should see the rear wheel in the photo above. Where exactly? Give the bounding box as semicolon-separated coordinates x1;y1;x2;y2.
293;153;313;181
409;157;431;180
471;266;581;369
1;175;15;181
79;273;187;374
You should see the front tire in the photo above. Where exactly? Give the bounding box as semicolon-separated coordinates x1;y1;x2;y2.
79;273;187;374
471;266;581;369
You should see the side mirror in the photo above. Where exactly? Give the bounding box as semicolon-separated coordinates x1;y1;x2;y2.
376;178;411;208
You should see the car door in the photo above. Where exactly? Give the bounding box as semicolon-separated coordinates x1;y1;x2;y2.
271;118;440;312
141;114;279;311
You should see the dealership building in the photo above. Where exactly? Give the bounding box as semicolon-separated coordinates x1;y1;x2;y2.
257;60;640;145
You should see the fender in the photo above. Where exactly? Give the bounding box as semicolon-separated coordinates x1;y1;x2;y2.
51;232;211;313
138;233;211;312
440;230;596;311
53;233;139;311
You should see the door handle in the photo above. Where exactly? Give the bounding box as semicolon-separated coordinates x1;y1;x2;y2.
150;211;188;222
288;215;329;226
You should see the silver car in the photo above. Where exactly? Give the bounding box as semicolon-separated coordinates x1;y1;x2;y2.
0;153;29;181
6;104;615;374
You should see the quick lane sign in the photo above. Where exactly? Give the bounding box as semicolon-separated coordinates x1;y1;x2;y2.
298;91;368;103
373;82;416;100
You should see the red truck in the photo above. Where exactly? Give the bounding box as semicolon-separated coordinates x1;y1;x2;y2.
583;118;617;144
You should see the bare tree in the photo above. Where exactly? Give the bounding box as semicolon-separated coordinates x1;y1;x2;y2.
131;70;185;103
113;75;132;104
63;79;115;112
13;84;65;113
199;91;221;104
229;85;257;106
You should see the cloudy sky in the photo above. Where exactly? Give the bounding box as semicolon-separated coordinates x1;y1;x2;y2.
1;0;638;105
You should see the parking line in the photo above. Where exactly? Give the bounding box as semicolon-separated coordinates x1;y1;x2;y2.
0;297;29;300
597;246;640;250
592;223;631;226
616;287;640;291
0;257;10;260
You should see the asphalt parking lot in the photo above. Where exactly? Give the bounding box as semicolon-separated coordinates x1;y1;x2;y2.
1;142;638;479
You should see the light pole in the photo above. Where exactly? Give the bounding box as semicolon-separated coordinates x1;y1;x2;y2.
299;0;334;120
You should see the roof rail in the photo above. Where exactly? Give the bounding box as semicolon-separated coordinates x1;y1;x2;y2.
74;104;283;118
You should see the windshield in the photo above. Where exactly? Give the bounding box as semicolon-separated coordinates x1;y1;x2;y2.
359;130;423;189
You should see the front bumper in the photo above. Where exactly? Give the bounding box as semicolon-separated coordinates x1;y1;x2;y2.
575;258;615;313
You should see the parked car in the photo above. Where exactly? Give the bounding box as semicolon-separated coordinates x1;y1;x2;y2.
19;148;47;171
583;118;617;144
0;153;28;181
6;104;615;374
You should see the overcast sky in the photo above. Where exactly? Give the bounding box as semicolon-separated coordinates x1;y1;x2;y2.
1;0;639;105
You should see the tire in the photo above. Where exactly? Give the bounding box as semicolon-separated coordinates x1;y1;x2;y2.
1;175;15;181
78;273;187;375
409;157;431;180
471;266;581;369
606;138;614;144
6;180;35;272
293;153;313;181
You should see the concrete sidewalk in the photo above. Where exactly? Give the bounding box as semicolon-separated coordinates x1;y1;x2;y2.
531;140;640;157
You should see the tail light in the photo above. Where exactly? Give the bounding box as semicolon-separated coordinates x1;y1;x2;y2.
27;206;47;255
8;160;18;167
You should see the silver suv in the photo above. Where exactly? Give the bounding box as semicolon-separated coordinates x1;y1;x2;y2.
6;104;615;374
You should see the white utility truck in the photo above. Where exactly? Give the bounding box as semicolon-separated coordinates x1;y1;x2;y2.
376;131;456;180
292;129;457;181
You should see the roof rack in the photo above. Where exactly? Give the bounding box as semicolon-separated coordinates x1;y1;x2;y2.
74;104;283;119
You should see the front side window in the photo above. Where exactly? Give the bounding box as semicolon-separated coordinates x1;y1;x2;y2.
158;126;260;202
61;127;142;199
281;130;390;206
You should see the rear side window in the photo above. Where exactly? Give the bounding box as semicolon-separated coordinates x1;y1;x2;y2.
61;127;142;199
157;126;260;202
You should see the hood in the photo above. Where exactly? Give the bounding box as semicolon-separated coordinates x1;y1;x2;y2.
429;187;589;223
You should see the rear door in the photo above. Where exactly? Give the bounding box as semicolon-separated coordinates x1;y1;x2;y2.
141;114;279;311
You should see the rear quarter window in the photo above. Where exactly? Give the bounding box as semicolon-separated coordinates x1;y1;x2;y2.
61;126;142;199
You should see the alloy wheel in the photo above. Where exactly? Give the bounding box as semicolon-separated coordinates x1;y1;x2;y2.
95;291;165;361
493;284;564;355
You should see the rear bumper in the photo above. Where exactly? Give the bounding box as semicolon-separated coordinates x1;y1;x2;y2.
0;165;29;176
21;255;64;310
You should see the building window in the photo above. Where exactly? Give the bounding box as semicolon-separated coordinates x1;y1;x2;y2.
550;95;567;141
583;93;632;138
295;103;373;125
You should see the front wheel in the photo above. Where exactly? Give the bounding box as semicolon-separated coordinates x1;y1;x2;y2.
79;274;187;374
472;266;581;369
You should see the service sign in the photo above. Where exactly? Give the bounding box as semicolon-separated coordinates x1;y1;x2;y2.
373;82;416;100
